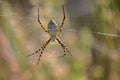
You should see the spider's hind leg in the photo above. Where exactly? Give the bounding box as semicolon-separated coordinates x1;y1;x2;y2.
26;38;51;64
37;38;51;64
26;48;41;57
55;37;72;58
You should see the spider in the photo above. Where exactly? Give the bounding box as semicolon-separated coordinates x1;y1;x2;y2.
27;5;72;64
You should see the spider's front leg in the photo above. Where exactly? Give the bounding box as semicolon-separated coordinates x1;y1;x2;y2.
55;37;72;57
38;8;49;33
58;5;66;32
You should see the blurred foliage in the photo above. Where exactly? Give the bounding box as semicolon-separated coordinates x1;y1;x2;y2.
0;0;120;80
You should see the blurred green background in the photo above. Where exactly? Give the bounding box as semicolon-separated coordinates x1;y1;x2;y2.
0;0;120;80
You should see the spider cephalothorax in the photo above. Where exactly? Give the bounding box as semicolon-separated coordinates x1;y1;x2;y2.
27;5;72;64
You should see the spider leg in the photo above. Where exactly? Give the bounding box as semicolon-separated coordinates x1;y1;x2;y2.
26;38;51;64
26;48;41;57
26;39;49;57
26;41;48;57
55;37;72;57
38;8;48;33
58;5;66;32
37;38;51;64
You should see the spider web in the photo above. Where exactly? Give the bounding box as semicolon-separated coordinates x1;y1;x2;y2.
0;0;120;63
